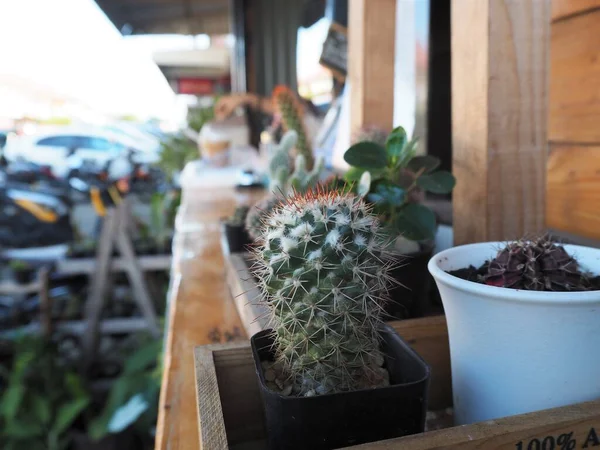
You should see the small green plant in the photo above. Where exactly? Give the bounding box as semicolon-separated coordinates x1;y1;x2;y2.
157;133;198;182
273;85;314;170
352;125;389;147
149;190;181;253
187;102;216;133
225;206;249;227
89;337;162;442
343;126;456;242
245;130;324;242
9;260;29;272
0;336;90;450
252;189;395;396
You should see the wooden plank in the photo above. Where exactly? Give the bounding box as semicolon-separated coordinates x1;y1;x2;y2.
390;316;451;411
156;184;264;450
549;8;600;143
56;254;172;275
348;0;396;133
225;253;269;337
552;0;600;21
452;0;550;245
546;145;600;239
354;400;600;449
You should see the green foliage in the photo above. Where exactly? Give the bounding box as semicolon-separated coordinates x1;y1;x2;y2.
157;133;198;182
252;191;394;396
226;205;250;227
149;190;181;253
342;126;456;242
187;102;216;133
273;86;314;170
88;338;162;441
9;260;29;272
0;336;90;450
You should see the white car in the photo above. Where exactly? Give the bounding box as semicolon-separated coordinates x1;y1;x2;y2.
4;127;160;178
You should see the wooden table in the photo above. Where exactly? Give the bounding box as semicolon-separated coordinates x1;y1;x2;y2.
155;163;264;450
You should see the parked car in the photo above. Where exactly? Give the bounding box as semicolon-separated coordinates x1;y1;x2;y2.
4;127;160;178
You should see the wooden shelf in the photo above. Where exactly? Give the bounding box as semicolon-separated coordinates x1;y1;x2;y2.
56;254;171;275
0;317;149;338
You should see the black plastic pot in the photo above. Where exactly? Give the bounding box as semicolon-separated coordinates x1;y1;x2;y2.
221;222;251;253
251;324;430;450
386;245;435;319
13;269;33;285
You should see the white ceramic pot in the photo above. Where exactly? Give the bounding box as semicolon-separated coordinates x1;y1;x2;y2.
428;242;600;425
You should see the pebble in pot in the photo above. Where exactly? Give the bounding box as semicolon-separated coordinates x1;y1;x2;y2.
428;236;600;425
250;188;430;450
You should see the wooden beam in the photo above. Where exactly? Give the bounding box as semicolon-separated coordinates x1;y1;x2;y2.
348;0;396;134
451;0;551;245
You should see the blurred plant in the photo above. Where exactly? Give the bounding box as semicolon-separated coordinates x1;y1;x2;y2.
343;126;456;242
272;85;314;170
157;133;198;182
186;102;217;133
0;335;90;450
88;338;162;442
9;260;29;272
225;205;249;227
149;190;181;253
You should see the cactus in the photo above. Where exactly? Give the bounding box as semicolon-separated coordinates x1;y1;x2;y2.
245;196;282;241
247;130;324;242
226;205;249;227
252;189;396;396
484;236;595;291
272;85;314;170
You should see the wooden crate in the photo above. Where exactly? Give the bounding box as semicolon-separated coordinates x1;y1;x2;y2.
195;316;600;449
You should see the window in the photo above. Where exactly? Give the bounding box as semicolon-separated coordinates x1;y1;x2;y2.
37;135;79;148
79;136;114;151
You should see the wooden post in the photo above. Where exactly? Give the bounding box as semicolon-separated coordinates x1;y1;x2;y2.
348;0;397;134
451;0;551;245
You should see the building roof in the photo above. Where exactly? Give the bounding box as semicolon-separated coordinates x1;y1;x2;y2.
95;0;230;35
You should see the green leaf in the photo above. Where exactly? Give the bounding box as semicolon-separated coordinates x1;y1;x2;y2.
343;166;366;182
386;126;408;161
123;340;161;375
31;395;51;426
407;155;440;174
51;397;90;437
3;419;44;438
343;142;388;169
416;171;456;194
1;386;25;420
395;204;437;241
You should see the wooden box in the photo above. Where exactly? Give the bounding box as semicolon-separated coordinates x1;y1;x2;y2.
194;315;600;449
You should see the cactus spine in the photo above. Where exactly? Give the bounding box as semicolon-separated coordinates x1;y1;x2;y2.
273;85;314;170
252;189;395;396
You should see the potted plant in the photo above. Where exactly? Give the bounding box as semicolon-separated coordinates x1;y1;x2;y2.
249;189;430;449
428;236;600;425
9;260;34;284
0;335;91;450
245;130;324;242
342;126;455;318
221;205;251;253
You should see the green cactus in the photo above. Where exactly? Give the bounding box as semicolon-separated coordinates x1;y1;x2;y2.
267;130;296;193
273;85;314;170
252;189;395;396
245;196;282;241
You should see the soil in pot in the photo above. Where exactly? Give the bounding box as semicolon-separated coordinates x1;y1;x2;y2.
222;222;251;253
386;243;437;319
251;324;430;450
